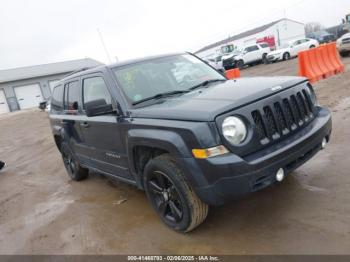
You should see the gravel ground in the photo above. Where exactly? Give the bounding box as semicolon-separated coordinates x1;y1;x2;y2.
0;56;350;254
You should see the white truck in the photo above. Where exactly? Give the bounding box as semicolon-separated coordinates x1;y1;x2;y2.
222;43;271;70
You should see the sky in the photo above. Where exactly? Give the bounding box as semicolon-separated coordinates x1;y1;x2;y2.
0;0;349;69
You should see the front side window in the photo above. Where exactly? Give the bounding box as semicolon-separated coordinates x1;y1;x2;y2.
113;54;225;104
83;77;112;108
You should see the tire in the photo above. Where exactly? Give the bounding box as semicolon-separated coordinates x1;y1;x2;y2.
61;142;88;181
283;52;290;61
144;154;209;233
339;51;349;57
310;45;316;49
262;54;269;64
236;60;244;70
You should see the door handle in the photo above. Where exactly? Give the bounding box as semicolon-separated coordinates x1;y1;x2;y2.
80;122;90;128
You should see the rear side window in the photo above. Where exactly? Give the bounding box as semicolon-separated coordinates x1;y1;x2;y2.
82;77;112;108
51;84;64;111
259;43;269;48
64;81;80;110
245;45;259;52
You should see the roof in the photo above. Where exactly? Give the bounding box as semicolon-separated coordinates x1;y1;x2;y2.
0;58;103;84
108;52;184;68
61;53;185;82
195;18;304;54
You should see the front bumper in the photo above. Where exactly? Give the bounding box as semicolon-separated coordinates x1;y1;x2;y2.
181;107;332;205
338;42;350;52
222;58;237;69
267;54;283;62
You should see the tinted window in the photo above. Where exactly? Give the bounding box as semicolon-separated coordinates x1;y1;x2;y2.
51;84;64;111
83;77;112;108
245;45;259;52
64;81;80;110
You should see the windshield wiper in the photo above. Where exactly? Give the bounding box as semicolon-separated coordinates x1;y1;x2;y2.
132;90;189;106
189;79;226;91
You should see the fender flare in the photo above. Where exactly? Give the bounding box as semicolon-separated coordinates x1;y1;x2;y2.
126;129;193;187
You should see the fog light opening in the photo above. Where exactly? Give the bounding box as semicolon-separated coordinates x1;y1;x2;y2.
276;168;285;182
321;137;327;149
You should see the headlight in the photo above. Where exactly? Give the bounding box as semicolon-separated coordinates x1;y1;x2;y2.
307;83;317;105
222;116;247;145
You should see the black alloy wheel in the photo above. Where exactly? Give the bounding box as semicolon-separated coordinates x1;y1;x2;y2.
147;170;184;225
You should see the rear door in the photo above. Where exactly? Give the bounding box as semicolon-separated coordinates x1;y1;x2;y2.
243;45;261;63
0;90;9;114
78;73;131;179
62;79;86;158
14;84;43;109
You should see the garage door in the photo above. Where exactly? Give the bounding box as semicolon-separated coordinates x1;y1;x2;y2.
14;84;43;110
0;90;9;114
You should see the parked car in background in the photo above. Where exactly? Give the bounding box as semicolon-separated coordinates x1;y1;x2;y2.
205;54;225;73
337;32;350;57
309;31;335;44
222;43;271;70
267;38;319;62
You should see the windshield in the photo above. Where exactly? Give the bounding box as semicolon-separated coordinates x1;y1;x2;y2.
113;54;225;104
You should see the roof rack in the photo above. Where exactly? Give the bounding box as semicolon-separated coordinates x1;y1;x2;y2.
64;67;92;77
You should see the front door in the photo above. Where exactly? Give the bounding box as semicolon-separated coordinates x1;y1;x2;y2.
79;75;131;179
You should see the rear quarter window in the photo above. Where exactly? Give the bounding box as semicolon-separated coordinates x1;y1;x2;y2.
51;84;64;111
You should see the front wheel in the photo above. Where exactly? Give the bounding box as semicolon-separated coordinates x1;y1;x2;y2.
339;51;349;57
310;45;316;49
144;154;209;232
236;60;244;70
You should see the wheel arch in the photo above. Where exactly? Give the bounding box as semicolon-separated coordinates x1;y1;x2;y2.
126;129;192;189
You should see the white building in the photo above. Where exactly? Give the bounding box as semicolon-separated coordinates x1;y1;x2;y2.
195;18;305;58
0;58;102;114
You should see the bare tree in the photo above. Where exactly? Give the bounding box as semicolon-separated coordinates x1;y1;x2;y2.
305;22;325;35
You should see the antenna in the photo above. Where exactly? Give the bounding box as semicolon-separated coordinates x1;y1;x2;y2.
97;28;112;63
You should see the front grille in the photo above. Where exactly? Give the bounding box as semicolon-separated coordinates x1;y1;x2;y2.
223;57;235;68
251;89;315;144
342;38;350;44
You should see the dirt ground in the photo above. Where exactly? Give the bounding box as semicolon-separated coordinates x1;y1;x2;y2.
1;57;350;255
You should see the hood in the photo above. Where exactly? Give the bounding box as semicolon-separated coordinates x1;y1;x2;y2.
222;53;240;60
268;47;290;55
129;76;308;122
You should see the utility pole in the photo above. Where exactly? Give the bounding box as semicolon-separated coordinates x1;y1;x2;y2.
97;28;112;63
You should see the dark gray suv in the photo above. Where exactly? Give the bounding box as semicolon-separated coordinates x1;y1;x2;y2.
49;53;332;232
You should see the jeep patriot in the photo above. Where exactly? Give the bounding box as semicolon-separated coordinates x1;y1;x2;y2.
49;53;332;232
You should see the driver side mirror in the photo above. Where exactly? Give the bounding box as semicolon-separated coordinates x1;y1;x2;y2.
85;99;116;117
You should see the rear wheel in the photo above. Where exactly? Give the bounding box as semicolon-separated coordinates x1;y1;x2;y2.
283;52;290;60
61;143;88;181
262;53;269;64
144;154;208;232
310;45;316;49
